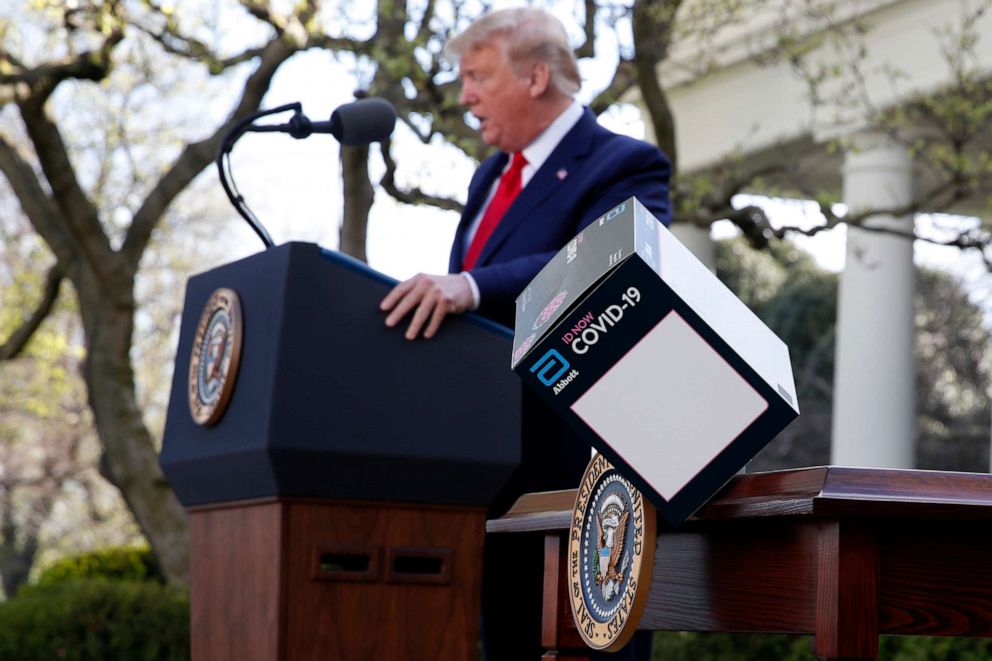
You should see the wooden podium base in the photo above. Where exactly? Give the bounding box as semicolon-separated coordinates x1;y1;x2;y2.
190;498;486;661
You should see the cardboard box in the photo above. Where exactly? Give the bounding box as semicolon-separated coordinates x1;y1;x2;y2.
512;197;800;524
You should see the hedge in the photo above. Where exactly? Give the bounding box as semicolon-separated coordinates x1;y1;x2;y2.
34;546;163;588
0;579;189;661
651;632;992;660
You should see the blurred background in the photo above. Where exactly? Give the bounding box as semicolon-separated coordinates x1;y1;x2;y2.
1;0;990;658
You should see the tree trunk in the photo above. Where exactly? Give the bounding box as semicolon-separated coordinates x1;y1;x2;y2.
0;491;39;597
339;145;373;261
633;0;679;173
0;5;328;590
73;266;189;585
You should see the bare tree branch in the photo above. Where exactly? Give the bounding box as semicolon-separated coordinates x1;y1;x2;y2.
632;0;680;169
0;51;115;88
0;7;123;103
725;205;776;249
120;35;300;271
239;0;293;33
589;58;637;116
379;141;464;212
0;3;121;105
17;96;116;282
0;5;125;284
139;0;361;72
415;0;439;46
576;0;597;58
0;7;124;290
0;136;77;267
134;26;267;74
705;163;789;211
0;264;63;361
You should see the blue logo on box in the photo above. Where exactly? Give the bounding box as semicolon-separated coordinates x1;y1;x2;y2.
530;349;570;386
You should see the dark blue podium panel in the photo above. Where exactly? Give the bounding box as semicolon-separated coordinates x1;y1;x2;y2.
161;242;521;507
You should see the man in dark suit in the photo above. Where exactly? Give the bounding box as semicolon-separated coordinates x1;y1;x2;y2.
380;10;670;337
381;8;670;659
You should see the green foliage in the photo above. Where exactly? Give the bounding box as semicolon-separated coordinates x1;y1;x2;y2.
915;269;992;470
34;546;164;588
650;632;992;660
0;579;189;661
715;235;991;471
0;238;80;420
879;636;992;661
652;632;812;660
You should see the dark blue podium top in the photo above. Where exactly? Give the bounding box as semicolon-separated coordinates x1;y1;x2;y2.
161;242;521;507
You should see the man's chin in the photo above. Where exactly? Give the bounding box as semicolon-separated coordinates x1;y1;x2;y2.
480;132;499;148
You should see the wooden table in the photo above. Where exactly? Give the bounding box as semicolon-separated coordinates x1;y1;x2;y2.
486;467;992;660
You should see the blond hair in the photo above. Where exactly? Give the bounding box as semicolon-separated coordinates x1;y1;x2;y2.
446;8;581;97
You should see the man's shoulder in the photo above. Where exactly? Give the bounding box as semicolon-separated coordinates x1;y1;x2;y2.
590;122;662;155
577;128;669;180
559;109;664;160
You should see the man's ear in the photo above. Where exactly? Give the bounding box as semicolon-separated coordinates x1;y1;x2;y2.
528;61;551;98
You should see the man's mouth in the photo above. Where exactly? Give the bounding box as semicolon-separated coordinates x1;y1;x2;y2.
469;113;492;135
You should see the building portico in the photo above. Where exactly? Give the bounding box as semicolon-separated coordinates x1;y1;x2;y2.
655;0;992;469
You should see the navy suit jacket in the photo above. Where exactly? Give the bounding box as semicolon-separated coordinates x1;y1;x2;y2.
449;107;671;328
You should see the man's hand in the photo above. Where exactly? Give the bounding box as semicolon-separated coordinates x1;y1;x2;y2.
380;273;474;340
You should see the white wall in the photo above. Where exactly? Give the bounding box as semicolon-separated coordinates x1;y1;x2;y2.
662;0;992;172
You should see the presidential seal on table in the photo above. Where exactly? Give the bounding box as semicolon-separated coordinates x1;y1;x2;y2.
568;452;656;651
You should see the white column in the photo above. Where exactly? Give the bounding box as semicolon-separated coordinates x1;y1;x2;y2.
831;133;916;468
670;224;716;273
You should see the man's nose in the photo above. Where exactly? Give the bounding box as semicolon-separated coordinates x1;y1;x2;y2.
458;83;474;106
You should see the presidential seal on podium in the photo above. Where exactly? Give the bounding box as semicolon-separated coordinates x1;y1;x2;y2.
568;452;656;651
187;287;243;426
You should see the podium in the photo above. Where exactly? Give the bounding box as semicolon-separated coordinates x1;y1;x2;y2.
489;467;992;660
161;243;521;660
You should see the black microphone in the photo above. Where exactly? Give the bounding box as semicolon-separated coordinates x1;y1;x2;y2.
285;97;396;144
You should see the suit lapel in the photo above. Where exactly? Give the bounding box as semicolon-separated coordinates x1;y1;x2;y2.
450;153;507;272
473;109;598;267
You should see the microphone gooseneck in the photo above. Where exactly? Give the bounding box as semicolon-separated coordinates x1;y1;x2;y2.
215;98;398;249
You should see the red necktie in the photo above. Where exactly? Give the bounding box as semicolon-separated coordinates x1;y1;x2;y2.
462;151;527;270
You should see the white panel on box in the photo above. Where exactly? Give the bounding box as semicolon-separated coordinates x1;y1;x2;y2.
570;312;769;501
656;223;798;413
